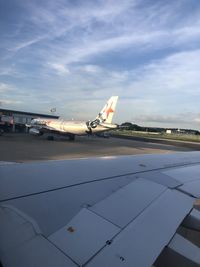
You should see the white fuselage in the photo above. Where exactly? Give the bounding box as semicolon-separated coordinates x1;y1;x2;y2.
31;119;117;136
47;120;89;134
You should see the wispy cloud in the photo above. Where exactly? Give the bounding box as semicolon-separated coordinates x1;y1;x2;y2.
1;0;200;128
0;99;22;105
48;63;70;75
132;112;200;129
79;65;102;73
0;83;13;93
10;36;45;52
4;0;200;66
128;49;200;97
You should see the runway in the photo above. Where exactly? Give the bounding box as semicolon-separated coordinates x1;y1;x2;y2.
0;132;196;162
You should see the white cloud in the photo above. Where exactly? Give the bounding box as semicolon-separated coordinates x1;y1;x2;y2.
29;1;200;65
194;117;200;123
8;0;135;53
48;63;70;75
0;67;14;76
0;83;13;93
2;0;200;129
80;65;102;73
131;113;200;129
10;36;45;52
125;49;200;99
0;99;22;105
4;0;200;68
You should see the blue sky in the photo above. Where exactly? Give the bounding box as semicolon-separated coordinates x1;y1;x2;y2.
1;0;200;129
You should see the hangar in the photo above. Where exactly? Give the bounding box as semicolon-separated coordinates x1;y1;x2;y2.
0;108;59;133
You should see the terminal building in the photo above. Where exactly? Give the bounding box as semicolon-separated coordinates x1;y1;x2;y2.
0;108;59;133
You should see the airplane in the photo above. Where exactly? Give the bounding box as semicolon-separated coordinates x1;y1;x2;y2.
27;96;119;140
0;151;200;267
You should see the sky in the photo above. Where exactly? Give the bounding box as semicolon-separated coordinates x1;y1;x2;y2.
1;0;200;129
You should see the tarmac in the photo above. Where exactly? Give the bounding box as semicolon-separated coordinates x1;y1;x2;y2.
0;132;196;162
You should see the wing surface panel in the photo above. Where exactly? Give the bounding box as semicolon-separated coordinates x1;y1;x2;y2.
49;208;120;266
3;175;133;235
140;171;182;188
86;190;194;267
164;165;200;183
163;165;200;197
1;152;200;202
179;181;200;198
1;152;200;267
0;205;77;267
1;235;77;267
89;178;166;228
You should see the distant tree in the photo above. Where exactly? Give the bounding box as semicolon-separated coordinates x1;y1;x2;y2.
120;122;142;131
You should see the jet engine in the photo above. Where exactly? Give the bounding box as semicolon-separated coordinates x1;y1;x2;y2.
29;128;43;136
87;119;100;129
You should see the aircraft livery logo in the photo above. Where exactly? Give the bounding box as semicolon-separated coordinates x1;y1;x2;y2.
104;101;114;118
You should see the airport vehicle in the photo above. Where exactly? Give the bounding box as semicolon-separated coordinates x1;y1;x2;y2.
27;96;118;140
0;151;200;267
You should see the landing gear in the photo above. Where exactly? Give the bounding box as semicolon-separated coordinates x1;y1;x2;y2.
68;134;75;141
86;121;92;135
47;135;54;141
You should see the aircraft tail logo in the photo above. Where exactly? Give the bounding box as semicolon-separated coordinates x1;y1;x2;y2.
98;96;118;124
88;96;118;129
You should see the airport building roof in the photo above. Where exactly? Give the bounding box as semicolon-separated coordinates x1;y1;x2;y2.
0;108;59;119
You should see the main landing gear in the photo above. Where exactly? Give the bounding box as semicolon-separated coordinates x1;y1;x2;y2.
68;134;75;141
47;135;54;141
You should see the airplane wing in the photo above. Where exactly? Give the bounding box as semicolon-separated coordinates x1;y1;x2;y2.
38;125;58;132
0;152;200;267
29;125;68;137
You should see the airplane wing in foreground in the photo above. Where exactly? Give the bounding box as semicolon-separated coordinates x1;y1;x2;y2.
0;152;200;267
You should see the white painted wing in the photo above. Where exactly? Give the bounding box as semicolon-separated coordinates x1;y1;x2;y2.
0;152;200;267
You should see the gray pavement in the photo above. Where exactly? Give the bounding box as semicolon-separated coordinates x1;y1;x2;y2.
0;133;194;162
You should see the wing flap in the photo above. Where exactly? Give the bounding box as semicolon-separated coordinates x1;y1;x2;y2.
86;190;194;267
89;178;166;228
156;233;200;266
179;181;200;198
49;208;120;266
164;165;200;197
164;165;200;183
